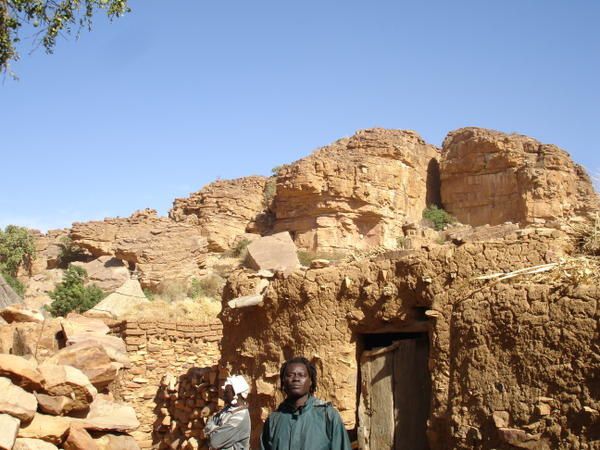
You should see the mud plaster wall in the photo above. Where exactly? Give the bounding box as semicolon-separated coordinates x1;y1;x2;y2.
221;228;599;449
109;319;223;449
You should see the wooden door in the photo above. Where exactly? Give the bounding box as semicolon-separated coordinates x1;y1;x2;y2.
358;336;430;450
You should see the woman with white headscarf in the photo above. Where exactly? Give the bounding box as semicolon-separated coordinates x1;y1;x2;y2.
204;374;251;450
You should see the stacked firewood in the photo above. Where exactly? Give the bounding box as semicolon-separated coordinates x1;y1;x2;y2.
155;366;226;450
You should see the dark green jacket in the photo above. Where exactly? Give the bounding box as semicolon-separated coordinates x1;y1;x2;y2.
260;396;352;450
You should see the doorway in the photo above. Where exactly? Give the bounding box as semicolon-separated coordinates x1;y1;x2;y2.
358;333;431;450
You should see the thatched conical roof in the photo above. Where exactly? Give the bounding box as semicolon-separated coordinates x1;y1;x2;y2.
89;278;149;318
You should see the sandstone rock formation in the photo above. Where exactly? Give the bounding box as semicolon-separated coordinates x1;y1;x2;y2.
440;127;598;226
71;256;130;292
70;209;207;289
170;176;271;252
245;232;300;274
272;128;440;252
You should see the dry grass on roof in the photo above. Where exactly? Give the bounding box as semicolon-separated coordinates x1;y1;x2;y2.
474;212;600;288
126;297;222;321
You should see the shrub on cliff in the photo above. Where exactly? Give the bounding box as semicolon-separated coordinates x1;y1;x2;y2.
422;205;456;231
47;265;105;317
0;225;36;295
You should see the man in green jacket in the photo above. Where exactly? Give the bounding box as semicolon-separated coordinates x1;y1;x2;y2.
260;356;352;450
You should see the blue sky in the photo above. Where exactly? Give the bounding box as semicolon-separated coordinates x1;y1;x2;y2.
1;0;599;231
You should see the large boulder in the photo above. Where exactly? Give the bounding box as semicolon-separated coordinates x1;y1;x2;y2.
440;127;598;226
44;344;117;389
70;209;207;289
170;176;271;251
273;128;440;251
71;256;130;293
35;394;74;417
17;414;70;444
4;320;63;362
0;354;44;390
76;396;139;432
245;232;300;274
61;314;129;366
0;414;20;450
0;377;37;421
0;304;44;324
62;425;99;450
38;363;97;413
61;314;109;339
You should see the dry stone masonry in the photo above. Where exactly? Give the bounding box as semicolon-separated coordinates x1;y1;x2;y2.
108;319;223;449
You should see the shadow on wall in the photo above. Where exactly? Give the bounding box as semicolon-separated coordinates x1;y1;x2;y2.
426;158;441;208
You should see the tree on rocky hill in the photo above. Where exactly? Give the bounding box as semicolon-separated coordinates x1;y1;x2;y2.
1;0;130;74
47;265;105;316
0;224;35;295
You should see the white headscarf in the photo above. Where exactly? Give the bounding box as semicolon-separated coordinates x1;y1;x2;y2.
223;375;250;404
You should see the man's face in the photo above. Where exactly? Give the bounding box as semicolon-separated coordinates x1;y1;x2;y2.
282;362;312;398
223;384;235;404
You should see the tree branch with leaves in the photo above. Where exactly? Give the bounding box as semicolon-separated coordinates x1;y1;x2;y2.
1;0;130;74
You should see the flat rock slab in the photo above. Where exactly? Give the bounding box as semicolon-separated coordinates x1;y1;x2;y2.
77;396;139;432
39;363;97;413
45;343;117;389
0;305;44;324
0;376;37;421
93;433;141;450
61;314;110;339
246;232;300;274
13;438;59;450
0;413;20;450
18;413;70;444
65;334;130;367
0;354;44;391
35;393;74;417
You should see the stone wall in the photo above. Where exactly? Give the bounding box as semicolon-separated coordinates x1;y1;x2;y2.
108;319;223;449
221;226;598;449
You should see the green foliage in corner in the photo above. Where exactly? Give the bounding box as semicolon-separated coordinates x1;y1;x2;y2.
1;0;130;74
0;224;36;275
422;205;456;231
47;265;105;317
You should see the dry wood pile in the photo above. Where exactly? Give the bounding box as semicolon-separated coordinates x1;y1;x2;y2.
154;367;225;450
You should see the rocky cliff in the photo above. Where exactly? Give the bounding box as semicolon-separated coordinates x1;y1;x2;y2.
70;209;207;289
440;127;598;226
272;128;440;252
169;176;270;252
